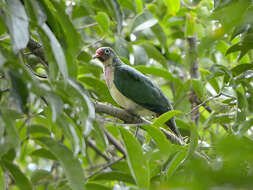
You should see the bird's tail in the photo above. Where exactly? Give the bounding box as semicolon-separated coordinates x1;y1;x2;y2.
165;118;181;138
156;113;181;137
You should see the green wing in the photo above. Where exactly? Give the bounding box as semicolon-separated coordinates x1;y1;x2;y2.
113;64;171;114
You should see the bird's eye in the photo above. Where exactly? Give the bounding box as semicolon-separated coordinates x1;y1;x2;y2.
105;49;110;54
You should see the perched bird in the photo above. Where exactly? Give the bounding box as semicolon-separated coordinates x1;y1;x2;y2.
93;47;181;137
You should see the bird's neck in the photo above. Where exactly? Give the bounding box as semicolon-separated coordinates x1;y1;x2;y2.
104;56;122;67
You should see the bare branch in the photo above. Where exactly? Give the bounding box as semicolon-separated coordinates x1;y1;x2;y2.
87;138;110;161
187;36;200;125
78;23;98;30
94;102;184;145
101;126;126;157
86;156;124;179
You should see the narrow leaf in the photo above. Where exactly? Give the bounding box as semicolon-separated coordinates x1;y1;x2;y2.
1;160;32;190
164;151;187;179
133;18;158;32
36;137;86;190
41;23;68;81
153;110;182;127
4;0;29;53
119;128;150;188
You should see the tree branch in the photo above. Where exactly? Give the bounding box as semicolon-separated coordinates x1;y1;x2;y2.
94;102;184;145
86;156;124;179
187;36;200;125
87;138;110;161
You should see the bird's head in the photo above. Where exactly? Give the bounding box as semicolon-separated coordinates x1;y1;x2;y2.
93;47;115;63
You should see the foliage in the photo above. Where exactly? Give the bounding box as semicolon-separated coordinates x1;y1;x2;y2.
0;0;253;189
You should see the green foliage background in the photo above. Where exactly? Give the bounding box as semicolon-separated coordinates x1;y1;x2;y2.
0;0;253;189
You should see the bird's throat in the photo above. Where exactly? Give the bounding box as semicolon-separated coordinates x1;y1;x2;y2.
104;65;113;88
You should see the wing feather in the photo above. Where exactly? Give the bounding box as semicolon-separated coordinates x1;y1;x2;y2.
113;64;171;114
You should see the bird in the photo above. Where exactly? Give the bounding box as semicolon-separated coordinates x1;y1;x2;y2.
93;47;181;137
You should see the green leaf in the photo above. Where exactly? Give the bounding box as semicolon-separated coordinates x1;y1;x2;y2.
1;160;33;190
79;77;116;105
78;51;92;62
3;0;29;53
31;169;53;185
8;70;29;113
91;171;135;184
133;18;158;32
152;110;182;127
47;93;63;122
191;79;203;98
141;43;167;67
238;118;253;135
86;183;112;190
67;78;95;120
135;65;182;86
186;122;198;159
0;166;5;190
164;151;187;179
50;0;81;56
141;125;171;153
95;12;110;33
231;63;253;76
133;45;149;65
134;0;143;13
30;148;57;160
163;0;180;15
1;111;20;149
119;127;150;188
118;0;135;10
29;125;51;136
36;137;86;190
40;23;68;81
115;35;129;59
110;0;123;34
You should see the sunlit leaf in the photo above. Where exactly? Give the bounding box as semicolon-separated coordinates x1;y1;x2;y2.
152;110;182;127
95;12;110;33
163;0;180;15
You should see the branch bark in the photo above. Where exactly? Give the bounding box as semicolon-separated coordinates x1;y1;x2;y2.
94;102;184;145
187;36;200;125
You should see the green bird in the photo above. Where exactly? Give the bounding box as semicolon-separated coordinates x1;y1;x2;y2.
93;47;181;137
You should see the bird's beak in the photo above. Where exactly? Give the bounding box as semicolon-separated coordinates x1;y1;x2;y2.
92;54;100;59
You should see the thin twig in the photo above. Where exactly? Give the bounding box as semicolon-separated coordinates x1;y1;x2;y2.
78;23;98;30
86;156;124;179
186;92;222;116
102;126;126;157
87;138;110;161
